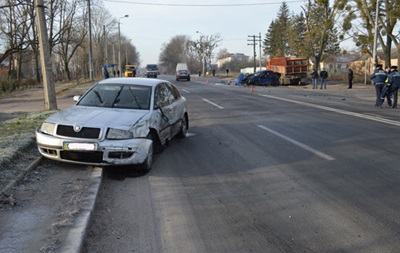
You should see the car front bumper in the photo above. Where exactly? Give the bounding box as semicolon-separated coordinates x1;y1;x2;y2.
36;129;152;166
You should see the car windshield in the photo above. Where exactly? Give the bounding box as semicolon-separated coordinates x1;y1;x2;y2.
77;83;152;110
147;65;158;70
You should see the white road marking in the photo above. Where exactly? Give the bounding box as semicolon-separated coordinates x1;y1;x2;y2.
202;98;224;109
182;89;190;93
257;125;336;161
258;94;400;127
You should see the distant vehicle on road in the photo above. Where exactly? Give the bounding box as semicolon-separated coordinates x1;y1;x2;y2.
145;64;158;78
241;70;280;86
124;65;136;77
176;69;190;81
36;77;189;172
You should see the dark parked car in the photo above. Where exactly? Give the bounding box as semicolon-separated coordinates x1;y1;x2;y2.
36;77;189;172
241;70;280;86
176;69;191;81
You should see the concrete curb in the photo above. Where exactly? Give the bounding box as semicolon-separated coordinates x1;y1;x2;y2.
1;156;42;194
60;167;103;253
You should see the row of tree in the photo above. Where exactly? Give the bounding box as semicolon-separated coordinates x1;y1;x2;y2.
1;0;399;83
264;0;400;71
0;0;140;82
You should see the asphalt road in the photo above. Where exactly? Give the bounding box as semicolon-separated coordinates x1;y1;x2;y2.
83;76;400;253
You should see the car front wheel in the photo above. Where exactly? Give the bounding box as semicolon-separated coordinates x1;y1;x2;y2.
140;135;154;172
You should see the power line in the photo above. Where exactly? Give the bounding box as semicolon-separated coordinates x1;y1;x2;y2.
103;0;305;7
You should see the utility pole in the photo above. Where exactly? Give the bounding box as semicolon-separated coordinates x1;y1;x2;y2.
248;35;258;74
372;0;380;68
258;32;262;69
88;0;94;80
35;0;57;110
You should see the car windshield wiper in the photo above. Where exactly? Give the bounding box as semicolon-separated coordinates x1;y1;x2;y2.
94;90;103;104
111;86;124;107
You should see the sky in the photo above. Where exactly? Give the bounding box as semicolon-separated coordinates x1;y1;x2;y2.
101;0;313;66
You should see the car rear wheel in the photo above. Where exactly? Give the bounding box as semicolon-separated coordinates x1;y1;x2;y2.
177;115;188;138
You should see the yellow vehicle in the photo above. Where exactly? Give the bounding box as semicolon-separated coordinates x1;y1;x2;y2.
124;65;136;77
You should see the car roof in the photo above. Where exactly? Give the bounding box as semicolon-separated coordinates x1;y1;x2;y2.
97;77;169;87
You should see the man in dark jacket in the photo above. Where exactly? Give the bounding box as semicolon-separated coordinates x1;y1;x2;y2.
388;66;400;108
370;64;388;107
347;68;353;89
311;69;318;89
319;68;328;89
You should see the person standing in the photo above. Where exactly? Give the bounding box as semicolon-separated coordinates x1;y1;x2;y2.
319;68;328;89
311;68;318;89
370;64;388;107
388;66;400;108
380;66;392;107
347;68;354;89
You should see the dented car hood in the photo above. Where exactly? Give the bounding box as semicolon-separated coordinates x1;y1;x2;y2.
46;106;150;130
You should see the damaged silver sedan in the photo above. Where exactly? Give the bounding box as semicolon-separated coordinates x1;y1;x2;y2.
36;78;188;171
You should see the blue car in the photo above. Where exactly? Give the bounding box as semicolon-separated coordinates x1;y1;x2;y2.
242;70;280;86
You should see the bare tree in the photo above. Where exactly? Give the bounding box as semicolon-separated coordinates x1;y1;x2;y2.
189;33;221;76
159;35;191;73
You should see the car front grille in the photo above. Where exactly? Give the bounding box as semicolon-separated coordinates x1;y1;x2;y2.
60;150;103;163
57;125;100;139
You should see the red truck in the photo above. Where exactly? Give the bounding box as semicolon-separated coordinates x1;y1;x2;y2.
267;57;308;85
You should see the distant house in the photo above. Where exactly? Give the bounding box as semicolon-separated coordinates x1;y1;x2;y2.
321;50;399;76
217;53;249;69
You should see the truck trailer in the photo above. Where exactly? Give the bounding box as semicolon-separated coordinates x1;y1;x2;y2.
267;57;308;85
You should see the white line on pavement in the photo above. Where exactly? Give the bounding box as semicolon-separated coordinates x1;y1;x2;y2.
257;125;335;161
182;89;190;93
258;94;400;127
202;98;224;109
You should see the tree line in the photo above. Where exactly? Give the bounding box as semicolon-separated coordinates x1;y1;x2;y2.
0;0;139;85
264;0;400;71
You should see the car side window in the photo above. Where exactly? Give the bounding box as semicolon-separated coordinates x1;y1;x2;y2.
155;84;169;107
165;83;180;103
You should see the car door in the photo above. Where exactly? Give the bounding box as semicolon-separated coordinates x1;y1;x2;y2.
154;83;173;144
165;83;184;136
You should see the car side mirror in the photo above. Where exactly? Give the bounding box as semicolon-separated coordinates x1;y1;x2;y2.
73;95;81;102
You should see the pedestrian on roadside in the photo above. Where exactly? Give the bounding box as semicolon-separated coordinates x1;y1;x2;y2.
380;66;393;107
389;66;400;108
347;68;354;89
212;69;216;77
113;70;116;77
311;68;318;89
319;68;328;89
198;70;202;77
103;66;110;79
117;70;120;77
370;64;387;107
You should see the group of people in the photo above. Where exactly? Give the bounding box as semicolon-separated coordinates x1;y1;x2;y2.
311;68;329;89
371;64;400;108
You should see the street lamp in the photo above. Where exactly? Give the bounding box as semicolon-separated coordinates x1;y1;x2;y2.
196;31;206;77
118;14;129;76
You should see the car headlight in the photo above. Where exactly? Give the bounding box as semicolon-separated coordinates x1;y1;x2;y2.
40;122;56;135
106;128;134;140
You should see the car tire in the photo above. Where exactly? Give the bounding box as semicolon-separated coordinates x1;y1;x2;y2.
140;140;153;172
177;114;188;138
187;78;190;81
